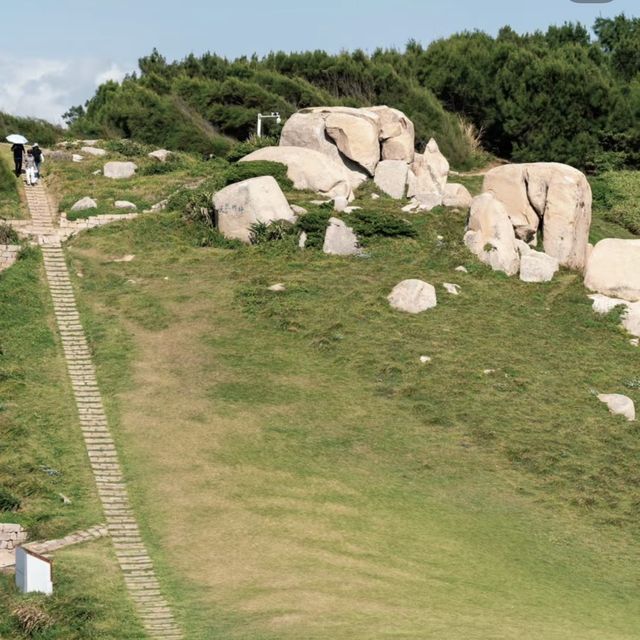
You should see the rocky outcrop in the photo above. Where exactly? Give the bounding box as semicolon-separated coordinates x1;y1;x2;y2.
442;183;472;209
369;106;415;163
323;217;360;256
483;163;592;270
212;176;296;243
388;280;437;314
240;146;354;201
584;239;640;302
374;160;408;199
103;161;137;179
409;139;450;210
464;194;520;276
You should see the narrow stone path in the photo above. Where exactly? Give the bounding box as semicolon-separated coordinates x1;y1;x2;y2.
26;524;109;557
25;183;183;640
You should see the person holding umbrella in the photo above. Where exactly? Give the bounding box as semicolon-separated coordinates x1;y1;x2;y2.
6;134;28;177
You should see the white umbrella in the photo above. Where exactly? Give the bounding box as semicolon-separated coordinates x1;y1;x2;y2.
6;134;28;144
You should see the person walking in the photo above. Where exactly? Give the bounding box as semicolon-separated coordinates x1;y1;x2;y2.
24;151;37;186
31;143;44;179
11;142;25;177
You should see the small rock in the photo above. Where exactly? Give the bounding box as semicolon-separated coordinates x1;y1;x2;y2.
92;169;102;176
72;154;84;163
59;493;72;505
402;201;419;213
443;283;461;295
148;149;172;162
323;218;360;256
70;197;97;212
598;393;636;422
343;206;362;214
151;199;168;212
455;266;468;273
114;200;137;210
333;196;349;212
519;250;560;283
81;146;107;157
437;235;444;241
298;231;308;249
484;369;496;375
268;283;286;292
589;294;629;315
291;204;308;215
630;338;639;347
310;199;332;206
388;279;437;314
103;161;137;179
419;356;432;364
112;254;135;263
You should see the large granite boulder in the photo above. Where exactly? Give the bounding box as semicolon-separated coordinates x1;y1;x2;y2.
279;111;368;189
464;193;520;276
369;106;415;163
240;146;353;201
409;139;449;209
584;239;640;302
212;176;295;243
483;163;592;270
388;280;437;314
374;160;408;199
442;183;472;209
103;161;137;179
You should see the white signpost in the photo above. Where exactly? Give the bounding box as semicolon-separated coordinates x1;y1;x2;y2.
15;547;53;595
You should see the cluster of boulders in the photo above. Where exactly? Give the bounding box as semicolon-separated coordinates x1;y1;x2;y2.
70;197;137;212
240;106;471;210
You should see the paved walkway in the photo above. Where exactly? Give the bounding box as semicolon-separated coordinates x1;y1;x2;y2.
26;524;109;557
24;183;183;640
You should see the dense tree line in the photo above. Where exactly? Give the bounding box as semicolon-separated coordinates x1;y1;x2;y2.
0;112;63;147
68;14;640;171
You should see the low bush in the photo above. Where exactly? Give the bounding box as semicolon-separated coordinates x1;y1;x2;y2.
103;139;154;157
224;160;293;190
591;171;640;236
0;486;20;511
249;220;296;244
226;134;279;162
0;222;19;244
138;154;188;176
345;210;417;239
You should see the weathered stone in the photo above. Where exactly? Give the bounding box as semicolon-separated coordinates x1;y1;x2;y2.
483;163;592;269
443;183;472;208
268;283;286;292
290;204;307;216
519;250;560;283
72;154;84;163
213;176;296;243
374;160;408;200
410;139;449;208
464;193;520;276
369;106;415;163
148;149;171;162
333;196;349;212
388;279;437;314
598;394;636;422
584;239;640;302
622;302;640;338
323;217;359;256
240;146;353;201
324;109;380;175
443;283;461;295
114;200;137;210
71;197;97;212
589;293;629;315
103;161;137;179
81;146;107;157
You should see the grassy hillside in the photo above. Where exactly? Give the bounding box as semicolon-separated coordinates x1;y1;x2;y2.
30;148;639;638
0;112;63;148
0;143;29;220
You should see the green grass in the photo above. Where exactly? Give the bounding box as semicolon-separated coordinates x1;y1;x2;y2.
0;249;144;638
590;171;640;238
61;181;640;639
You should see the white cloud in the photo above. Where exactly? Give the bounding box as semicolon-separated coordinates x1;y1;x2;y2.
0;53;132;125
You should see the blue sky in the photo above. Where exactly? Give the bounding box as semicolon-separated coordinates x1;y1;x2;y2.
0;0;636;122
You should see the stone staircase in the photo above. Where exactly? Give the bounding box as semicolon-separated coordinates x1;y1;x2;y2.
24;183;183;639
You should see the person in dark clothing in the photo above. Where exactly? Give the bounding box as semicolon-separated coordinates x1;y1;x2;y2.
31;144;44;178
11;143;25;177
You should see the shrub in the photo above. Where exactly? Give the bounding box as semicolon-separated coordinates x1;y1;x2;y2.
224;160;293;190
295;210;332;248
104;139;153;157
345;210;417;239
0;223;19;244
11;602;54;635
249;220;296;244
138;154;186;176
226;134;279;162
0;486;21;511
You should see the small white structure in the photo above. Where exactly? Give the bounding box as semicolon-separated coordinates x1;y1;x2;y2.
15;547;53;595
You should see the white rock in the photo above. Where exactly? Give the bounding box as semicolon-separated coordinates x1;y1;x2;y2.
92;169;102;176
81;146;107;157
333;196;349;212
622;302;640;338
371;193;380;200
240;146;353;201
388;279;437;314
630;338;639;347
484;369;496;375
298;231;308;249
455;266;468;273
589;294;629;315
420;356;432;364
114;200;137;210
70;197;97;212
343;206;361;214
103;161;137;179
148;149;171;162
369;105;415;163
584;239;640;302
443;283;461;295
516;239;533;255
519;250;560;283
598;394;636;421
112;254;135;263
464;193;520;276
290;204;307;215
402;201;419;213
72;154;84;163
410;139;449;208
81;139;98;146
483;163;592;269
443;183;472;208
374;160;409;199
268;283;286;292
213;176;296;243
151;199;168;212
310;200;332;206
414;192;442;211
323;217;360;256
